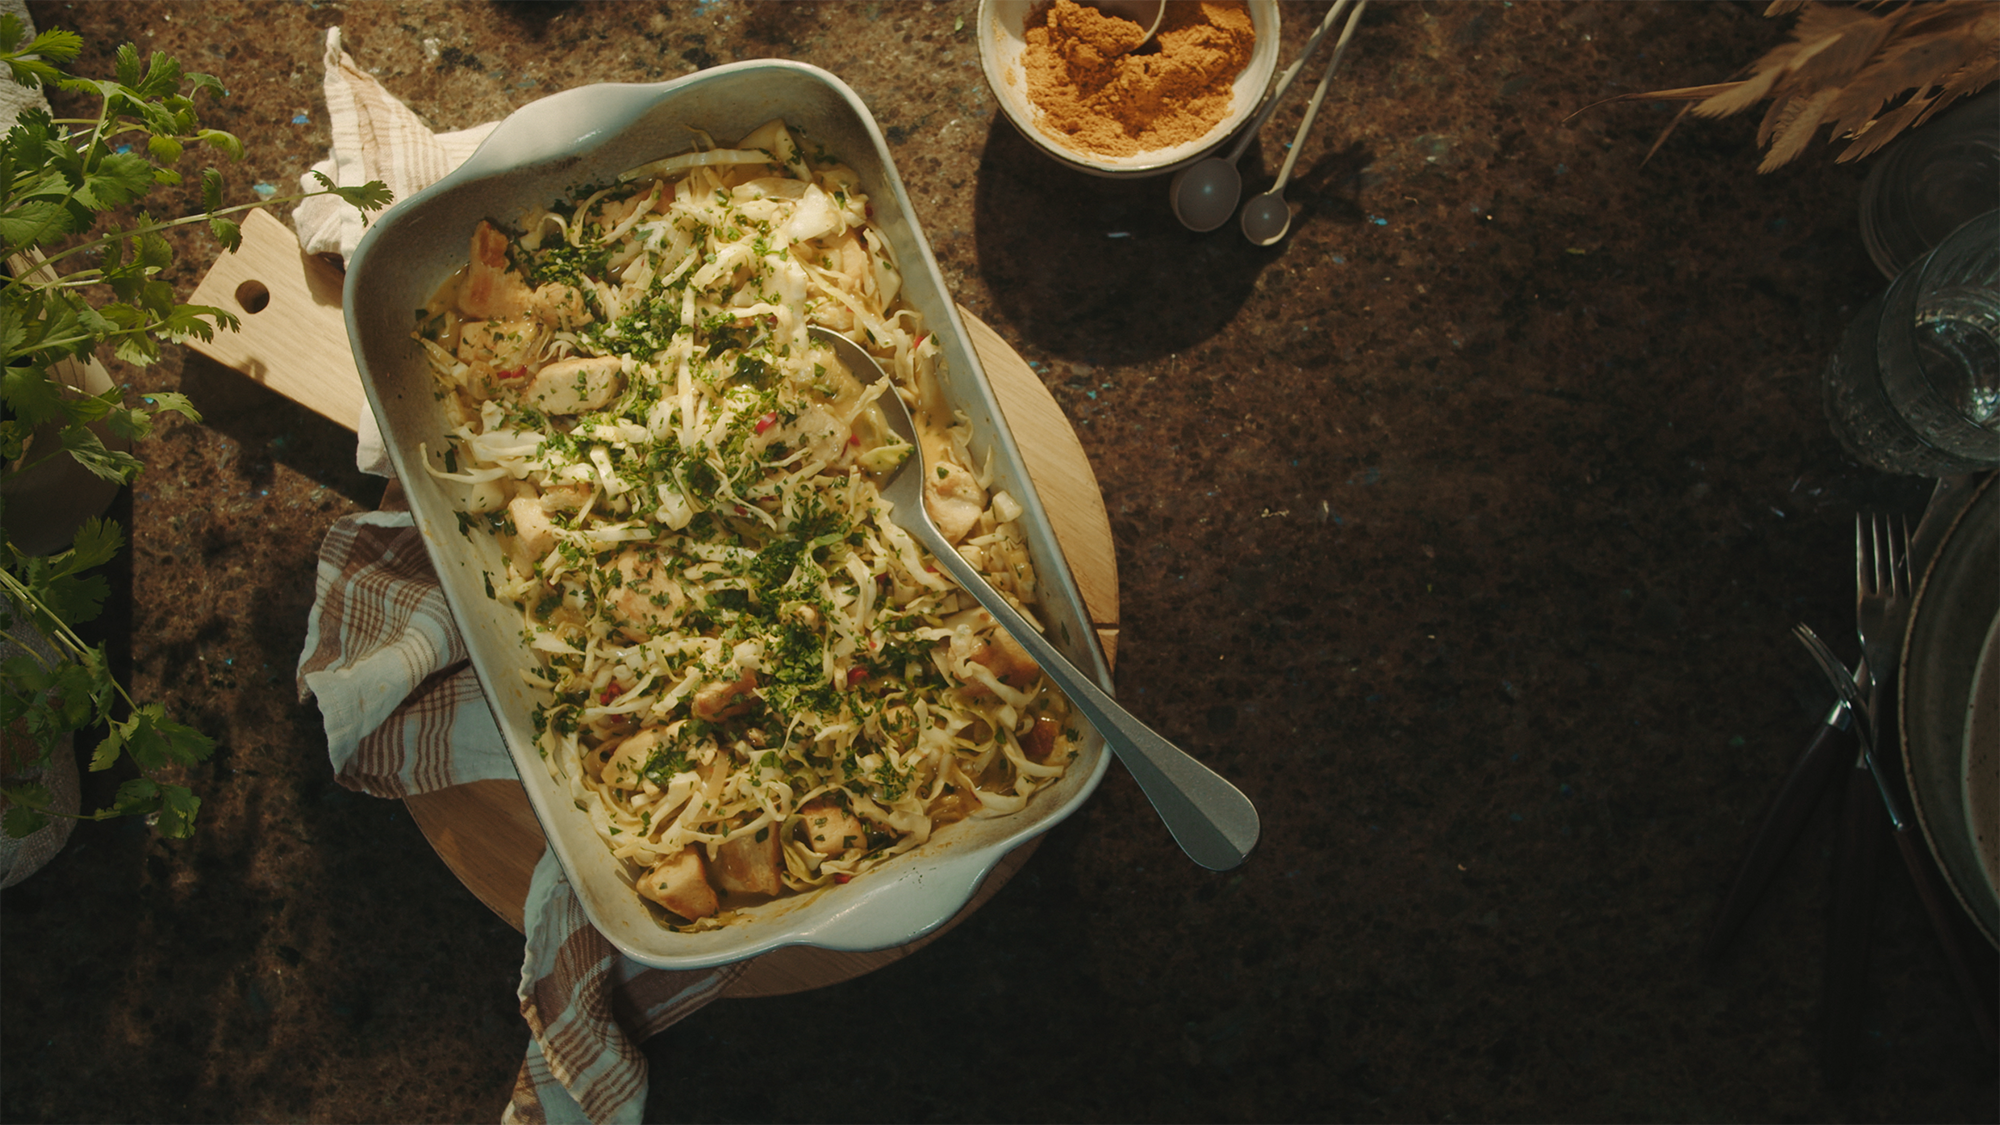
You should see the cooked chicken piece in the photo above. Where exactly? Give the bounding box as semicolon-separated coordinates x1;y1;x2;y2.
1021;714;1065;761
458;221;532;320
599;728;663;789
759;404;851;470
456;318;541;370
691;667;759;722
524;356;624;415
636;846;718;920
611;549;688;641
925;459;985;544
506;495;558;566
540;482;592;512
712;828;784;896
528;283;593;330
947;613;1040;698
796;797;866;855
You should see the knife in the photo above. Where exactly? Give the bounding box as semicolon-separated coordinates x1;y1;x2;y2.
1705;476;1983;965
1821;741;1890;1086
1699;687;1857;964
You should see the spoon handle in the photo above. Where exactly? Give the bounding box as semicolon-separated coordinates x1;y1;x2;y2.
1225;0;1354;162
920;529;1262;871
1270;0;1366;192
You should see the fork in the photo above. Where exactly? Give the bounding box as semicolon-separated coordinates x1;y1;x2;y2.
1800;612;2000;1056
809;328;1261;871
1854;514;1914;748
1819;516;1915;1080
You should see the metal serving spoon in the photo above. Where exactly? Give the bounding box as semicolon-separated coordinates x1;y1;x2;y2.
812;327;1261;871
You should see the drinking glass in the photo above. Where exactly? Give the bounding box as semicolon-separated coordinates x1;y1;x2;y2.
1857;88;1999;280
1823;210;2000;477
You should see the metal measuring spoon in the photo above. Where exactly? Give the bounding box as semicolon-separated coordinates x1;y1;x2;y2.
1169;0;1354;233
1085;0;1165;47
1240;0;1366;246
811;327;1261;870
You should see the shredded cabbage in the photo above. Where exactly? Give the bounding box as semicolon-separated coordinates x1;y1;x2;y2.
415;120;1079;930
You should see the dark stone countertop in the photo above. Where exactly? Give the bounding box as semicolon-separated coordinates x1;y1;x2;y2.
3;2;1993;1122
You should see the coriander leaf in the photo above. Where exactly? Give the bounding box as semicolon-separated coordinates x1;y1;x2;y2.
131;48;183;101
89;718;125;771
138;390;200;422
1;802;49;840
112;42;142;89
114;706;172;770
195;128;241;162
145;134;183;168
66;517;125;572
156;302;234;343
108;776;159;817
109;329;161;368
27;29;84;66
310;170;394;213
0;301;22;355
101;405;151;441
0;654;52;695
0;199;72;248
72;151;155;211
58;424;143;484
153;783;199;838
136;227;171;272
1;360;67;426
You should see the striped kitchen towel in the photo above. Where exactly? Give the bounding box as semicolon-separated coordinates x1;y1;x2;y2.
298;507;732;1124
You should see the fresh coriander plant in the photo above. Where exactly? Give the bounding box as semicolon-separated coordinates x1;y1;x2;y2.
0;19;391;839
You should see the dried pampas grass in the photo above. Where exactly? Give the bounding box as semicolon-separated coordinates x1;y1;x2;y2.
1588;0;1997;172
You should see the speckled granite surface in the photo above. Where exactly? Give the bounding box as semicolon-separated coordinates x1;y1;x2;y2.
2;2;1993;1122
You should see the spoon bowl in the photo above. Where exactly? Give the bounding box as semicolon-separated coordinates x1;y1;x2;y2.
1085;0;1165;47
1237;0;1365;246
1238;190;1292;245
812;327;1262;871
1169;158;1244;232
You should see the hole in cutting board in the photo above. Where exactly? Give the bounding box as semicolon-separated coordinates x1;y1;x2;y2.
234;279;271;314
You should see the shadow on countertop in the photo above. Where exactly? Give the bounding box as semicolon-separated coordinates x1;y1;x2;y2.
972;117;1289;364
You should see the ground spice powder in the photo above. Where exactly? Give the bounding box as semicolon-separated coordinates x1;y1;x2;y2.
1022;0;1255;158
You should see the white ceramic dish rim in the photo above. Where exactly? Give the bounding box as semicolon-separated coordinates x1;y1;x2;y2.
977;0;1280;179
342;61;1112;970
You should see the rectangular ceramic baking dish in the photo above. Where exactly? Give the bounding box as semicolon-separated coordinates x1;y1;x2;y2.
343;61;1110;970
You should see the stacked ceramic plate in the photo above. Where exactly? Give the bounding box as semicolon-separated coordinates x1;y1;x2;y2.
1900;473;2000;946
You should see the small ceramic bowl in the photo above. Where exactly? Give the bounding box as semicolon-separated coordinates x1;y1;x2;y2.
343;61;1111;970
978;0;1280;179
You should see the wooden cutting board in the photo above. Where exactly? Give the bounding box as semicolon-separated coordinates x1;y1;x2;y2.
188;211;1120;996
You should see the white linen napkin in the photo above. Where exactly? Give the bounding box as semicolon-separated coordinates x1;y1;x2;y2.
292;27;496;478
290;32;731;1124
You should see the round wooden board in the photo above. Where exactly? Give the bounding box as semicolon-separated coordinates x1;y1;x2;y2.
403;308;1118;998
